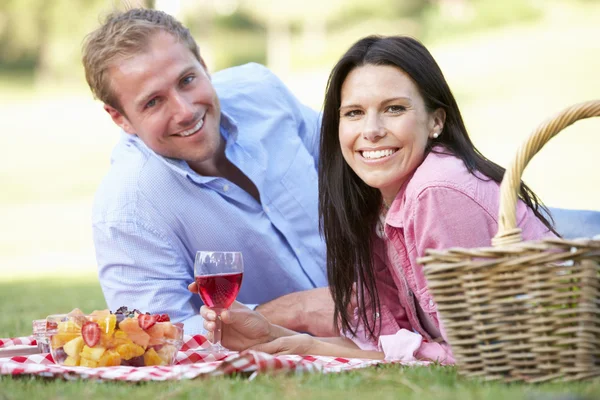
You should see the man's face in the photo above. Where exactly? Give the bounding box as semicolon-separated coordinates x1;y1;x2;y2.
104;32;222;173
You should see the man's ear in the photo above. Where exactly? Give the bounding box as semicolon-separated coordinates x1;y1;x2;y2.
104;104;135;134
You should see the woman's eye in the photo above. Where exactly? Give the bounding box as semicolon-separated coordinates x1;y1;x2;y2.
344;110;362;118
387;105;406;113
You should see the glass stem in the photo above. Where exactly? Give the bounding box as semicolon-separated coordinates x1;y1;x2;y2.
213;308;223;346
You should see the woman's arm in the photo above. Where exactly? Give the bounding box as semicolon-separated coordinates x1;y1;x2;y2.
251;334;385;360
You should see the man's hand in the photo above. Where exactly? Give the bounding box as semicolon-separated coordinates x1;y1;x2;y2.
256;287;337;337
187;282;338;337
201;302;275;351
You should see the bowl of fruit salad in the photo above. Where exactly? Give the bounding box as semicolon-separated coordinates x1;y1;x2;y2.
46;307;183;367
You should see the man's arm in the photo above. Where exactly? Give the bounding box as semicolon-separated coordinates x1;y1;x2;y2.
188;283;338;337
93;218;205;334
255;287;337;337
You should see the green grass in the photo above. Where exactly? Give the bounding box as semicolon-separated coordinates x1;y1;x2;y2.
0;278;106;337
1;365;599;400
2;277;600;399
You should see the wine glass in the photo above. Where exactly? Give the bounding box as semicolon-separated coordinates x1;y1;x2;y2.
194;251;244;353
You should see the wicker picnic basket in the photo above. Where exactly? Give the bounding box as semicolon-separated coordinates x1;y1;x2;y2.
420;100;600;383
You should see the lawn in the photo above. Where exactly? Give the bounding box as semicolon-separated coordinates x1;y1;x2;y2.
1;277;600;399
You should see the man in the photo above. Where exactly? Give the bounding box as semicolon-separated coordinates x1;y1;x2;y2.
83;8;334;336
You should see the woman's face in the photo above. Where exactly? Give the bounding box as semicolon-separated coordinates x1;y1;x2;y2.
338;64;444;205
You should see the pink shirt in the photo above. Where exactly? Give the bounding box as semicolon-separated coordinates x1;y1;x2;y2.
347;149;554;363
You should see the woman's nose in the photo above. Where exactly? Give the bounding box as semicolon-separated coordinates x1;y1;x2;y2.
362;114;386;141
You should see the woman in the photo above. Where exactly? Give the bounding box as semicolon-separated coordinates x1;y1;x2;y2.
196;35;556;362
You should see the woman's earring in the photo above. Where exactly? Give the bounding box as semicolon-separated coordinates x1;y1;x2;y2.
432;132;440;139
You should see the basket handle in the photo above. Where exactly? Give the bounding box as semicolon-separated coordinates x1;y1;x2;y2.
493;100;600;247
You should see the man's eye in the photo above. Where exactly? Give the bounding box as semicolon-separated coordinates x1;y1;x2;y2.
182;75;195;85
145;98;157;109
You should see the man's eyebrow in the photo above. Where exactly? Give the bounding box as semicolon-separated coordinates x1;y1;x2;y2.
135;90;160;110
134;65;200;110
177;65;197;80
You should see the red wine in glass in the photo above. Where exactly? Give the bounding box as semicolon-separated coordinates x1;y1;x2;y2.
195;272;243;309
194;251;244;353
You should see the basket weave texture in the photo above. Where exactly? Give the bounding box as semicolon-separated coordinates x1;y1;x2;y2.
420;100;600;382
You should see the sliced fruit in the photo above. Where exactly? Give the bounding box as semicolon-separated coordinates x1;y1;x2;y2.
122;355;145;367
67;309;88;327
115;343;145;360
52;347;67;363
89;309;111;318
57;320;81;334
81;321;101;347
81;345;106;361
99;333;113;348
156;344;177;365
138;314;158;330
63;336;84;361
97;350;121;367
146;323;166;346
112;330;133;347
46;321;58;331
143;348;164;366
119;318;150;348
63;356;79;367
79;358;98;368
50;332;80;349
96;314;117;335
156;314;170;322
163;323;182;340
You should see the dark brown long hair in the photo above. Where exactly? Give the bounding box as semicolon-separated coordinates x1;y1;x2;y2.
318;35;557;340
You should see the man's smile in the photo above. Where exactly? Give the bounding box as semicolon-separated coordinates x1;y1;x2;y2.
174;115;205;137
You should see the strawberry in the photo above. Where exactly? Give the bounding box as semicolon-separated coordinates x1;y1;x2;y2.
156;314;170;322
138;313;158;330
46;321;58;331
81;321;101;347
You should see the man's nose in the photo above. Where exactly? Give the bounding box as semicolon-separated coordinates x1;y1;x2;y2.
362;113;386;141
172;92;195;125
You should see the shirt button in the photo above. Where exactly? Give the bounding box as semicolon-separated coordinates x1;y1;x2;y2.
264;206;270;213
429;299;434;307
374;312;380;319
223;184;230;192
295;247;301;255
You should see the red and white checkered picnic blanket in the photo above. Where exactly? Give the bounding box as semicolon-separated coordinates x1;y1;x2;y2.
0;335;424;381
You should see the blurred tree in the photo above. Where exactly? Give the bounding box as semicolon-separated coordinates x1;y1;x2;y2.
181;1;267;71
0;0;157;85
421;0;543;42
237;0;344;75
0;0;111;84
328;0;431;29
236;0;433;75
0;0;44;72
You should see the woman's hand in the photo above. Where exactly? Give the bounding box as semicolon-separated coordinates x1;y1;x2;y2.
249;334;317;356
201;302;274;351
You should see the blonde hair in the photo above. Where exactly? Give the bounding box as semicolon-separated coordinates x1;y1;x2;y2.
82;8;203;113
